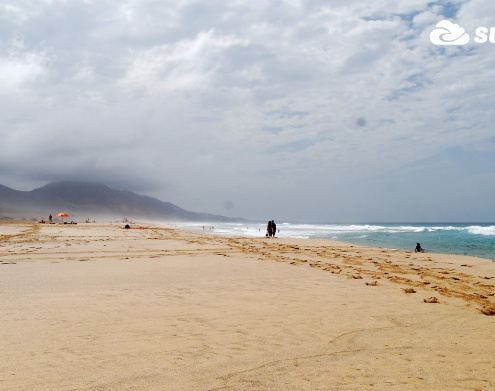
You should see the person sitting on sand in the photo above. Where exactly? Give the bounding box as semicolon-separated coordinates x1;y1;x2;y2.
415;243;423;253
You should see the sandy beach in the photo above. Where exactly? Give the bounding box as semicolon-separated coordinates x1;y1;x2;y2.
1;221;494;390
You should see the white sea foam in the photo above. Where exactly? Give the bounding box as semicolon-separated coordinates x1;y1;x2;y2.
466;226;495;236
174;222;495;239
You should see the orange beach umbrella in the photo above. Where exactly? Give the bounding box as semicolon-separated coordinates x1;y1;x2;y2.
57;212;69;222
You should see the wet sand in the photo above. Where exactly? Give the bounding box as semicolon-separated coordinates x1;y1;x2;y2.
1;221;494;390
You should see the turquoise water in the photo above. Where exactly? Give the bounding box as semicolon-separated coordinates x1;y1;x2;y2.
327;223;495;260
179;222;495;260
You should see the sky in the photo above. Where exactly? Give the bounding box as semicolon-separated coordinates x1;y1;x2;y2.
1;0;494;222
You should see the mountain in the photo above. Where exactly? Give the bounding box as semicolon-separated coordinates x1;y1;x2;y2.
0;181;242;222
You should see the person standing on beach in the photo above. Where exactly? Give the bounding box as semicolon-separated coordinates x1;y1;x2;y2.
267;220;273;237
272;220;277;237
49;214;52;223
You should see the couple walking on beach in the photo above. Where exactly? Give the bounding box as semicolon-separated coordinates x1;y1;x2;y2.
266;220;277;237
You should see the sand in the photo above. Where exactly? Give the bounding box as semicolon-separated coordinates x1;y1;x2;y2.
1;221;494;390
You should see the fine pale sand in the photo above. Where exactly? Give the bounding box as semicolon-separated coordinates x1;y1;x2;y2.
1;221;494;390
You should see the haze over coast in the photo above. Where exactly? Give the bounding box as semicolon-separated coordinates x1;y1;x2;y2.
0;181;243;222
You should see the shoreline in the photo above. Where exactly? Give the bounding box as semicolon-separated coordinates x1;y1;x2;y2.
170;220;495;261
164;220;495;261
1;221;494;390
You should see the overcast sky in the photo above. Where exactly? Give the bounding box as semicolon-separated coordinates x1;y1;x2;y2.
1;0;494;222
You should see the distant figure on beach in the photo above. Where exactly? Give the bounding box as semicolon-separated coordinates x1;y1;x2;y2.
415;243;423;253
267;220;273;237
49;214;52;223
272;220;277;237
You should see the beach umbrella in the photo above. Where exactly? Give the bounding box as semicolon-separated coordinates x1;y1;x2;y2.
57;212;69;223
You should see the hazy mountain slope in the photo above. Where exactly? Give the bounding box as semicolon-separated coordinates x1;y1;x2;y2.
0;181;241;222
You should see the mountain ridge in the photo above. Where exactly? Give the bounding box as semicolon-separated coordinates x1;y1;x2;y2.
0;181;243;222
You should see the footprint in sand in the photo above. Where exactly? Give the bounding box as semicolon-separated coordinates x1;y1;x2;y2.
424;297;439;303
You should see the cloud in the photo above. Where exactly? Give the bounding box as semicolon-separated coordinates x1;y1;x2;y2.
0;40;49;90
430;20;470;45
120;29;245;92
1;0;495;222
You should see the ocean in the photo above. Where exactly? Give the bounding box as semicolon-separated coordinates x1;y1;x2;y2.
177;222;495;260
